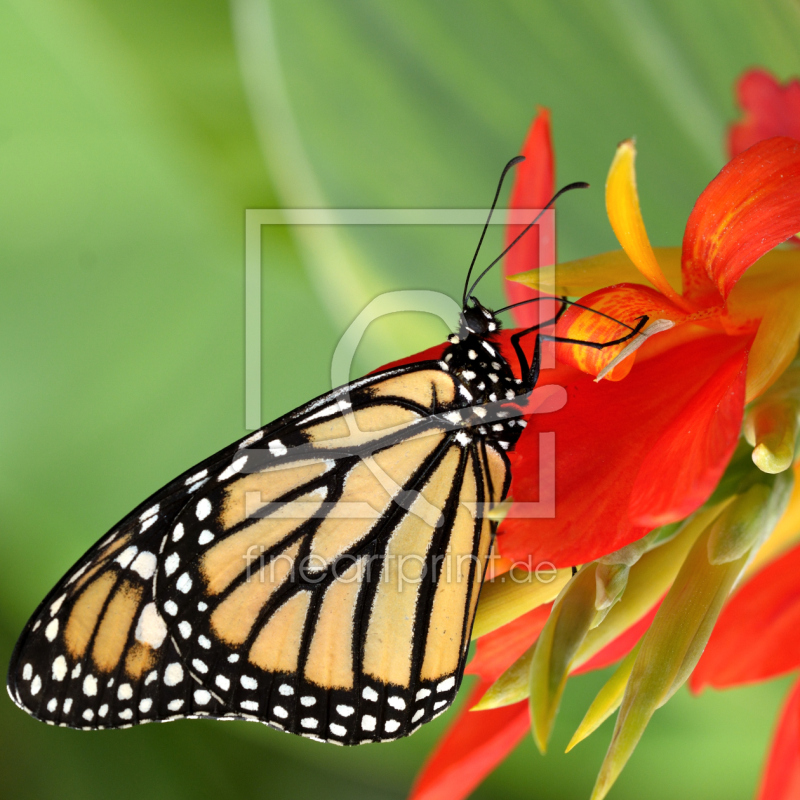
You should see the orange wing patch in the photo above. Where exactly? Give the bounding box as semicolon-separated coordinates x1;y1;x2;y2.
369;370;456;410
363;447;461;687
420;454;479;680
249;591;312;673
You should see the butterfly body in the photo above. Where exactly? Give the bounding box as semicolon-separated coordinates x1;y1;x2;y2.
8;301;527;744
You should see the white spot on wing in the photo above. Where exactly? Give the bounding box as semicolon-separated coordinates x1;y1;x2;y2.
330;723;347;736
362;686;378;702
195;498;212;520
116;546;138;569
336;704;354;717
218;456;248;482
241;675;258;691
135;603;167;649
269;439;288;457
176;573;192;593
52;656;67;682
198;531;214;546
361;715;376;731
130;551;157;580
140;516;158;533
50;595;66;616
278;683;294;696
385;719;401;733
30;675;42;696
140;504;159;521
301;718;318;729
388;696;406;710
273;706;288;719
241;700;259;712
185;470;208;485
83;675;97;697
164;663;184;686
436;676;456;692
164;553;180;576
45;619;59;642
194;690;211;705
412;708;424;722
117;684;133;700
415;688;431;700
238;430;264;449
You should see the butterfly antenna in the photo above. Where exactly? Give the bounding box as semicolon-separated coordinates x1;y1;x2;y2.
494;294;641;332
465;181;589;303
462;155;525;306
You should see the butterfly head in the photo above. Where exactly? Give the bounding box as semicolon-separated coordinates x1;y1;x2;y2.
458;298;501;340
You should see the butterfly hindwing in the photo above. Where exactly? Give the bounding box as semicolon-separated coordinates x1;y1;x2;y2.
8;361;509;742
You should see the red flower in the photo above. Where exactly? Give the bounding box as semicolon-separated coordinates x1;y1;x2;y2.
410;77;800;800
730;69;800;158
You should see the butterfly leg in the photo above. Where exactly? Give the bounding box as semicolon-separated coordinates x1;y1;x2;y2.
537;314;649;350
509;297;570;385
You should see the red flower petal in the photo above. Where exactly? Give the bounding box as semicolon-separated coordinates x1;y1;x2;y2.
756;679;800;800
682;137;800;304
499;333;749;567
571;600;660;675
467;604;551;681
628;341;748;526
730;69;800;158
503;108;556;328
553;283;689;380
408;679;529;800
691;542;800;691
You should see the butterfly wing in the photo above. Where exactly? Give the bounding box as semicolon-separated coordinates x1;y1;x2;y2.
8;362;509;743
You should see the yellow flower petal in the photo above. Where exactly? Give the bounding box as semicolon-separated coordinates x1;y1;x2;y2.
475;508;722;712
509;246;683;297
529;565;599;753
565;642;641;753
572;504;726;669
745;398;799;474
471;567;571;639
591;521;749;800
605;141;684;303
725;249;800;401
746;463;800;575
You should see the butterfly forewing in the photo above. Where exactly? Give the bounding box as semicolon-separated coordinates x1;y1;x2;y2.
8;360;510;742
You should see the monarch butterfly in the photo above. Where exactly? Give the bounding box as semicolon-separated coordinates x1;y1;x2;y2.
7;157;648;745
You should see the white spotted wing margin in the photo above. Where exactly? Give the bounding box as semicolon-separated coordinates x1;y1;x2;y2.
8;356;512;740
156;429;507;745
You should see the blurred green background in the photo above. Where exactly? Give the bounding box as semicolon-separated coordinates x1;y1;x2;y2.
2;1;799;797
